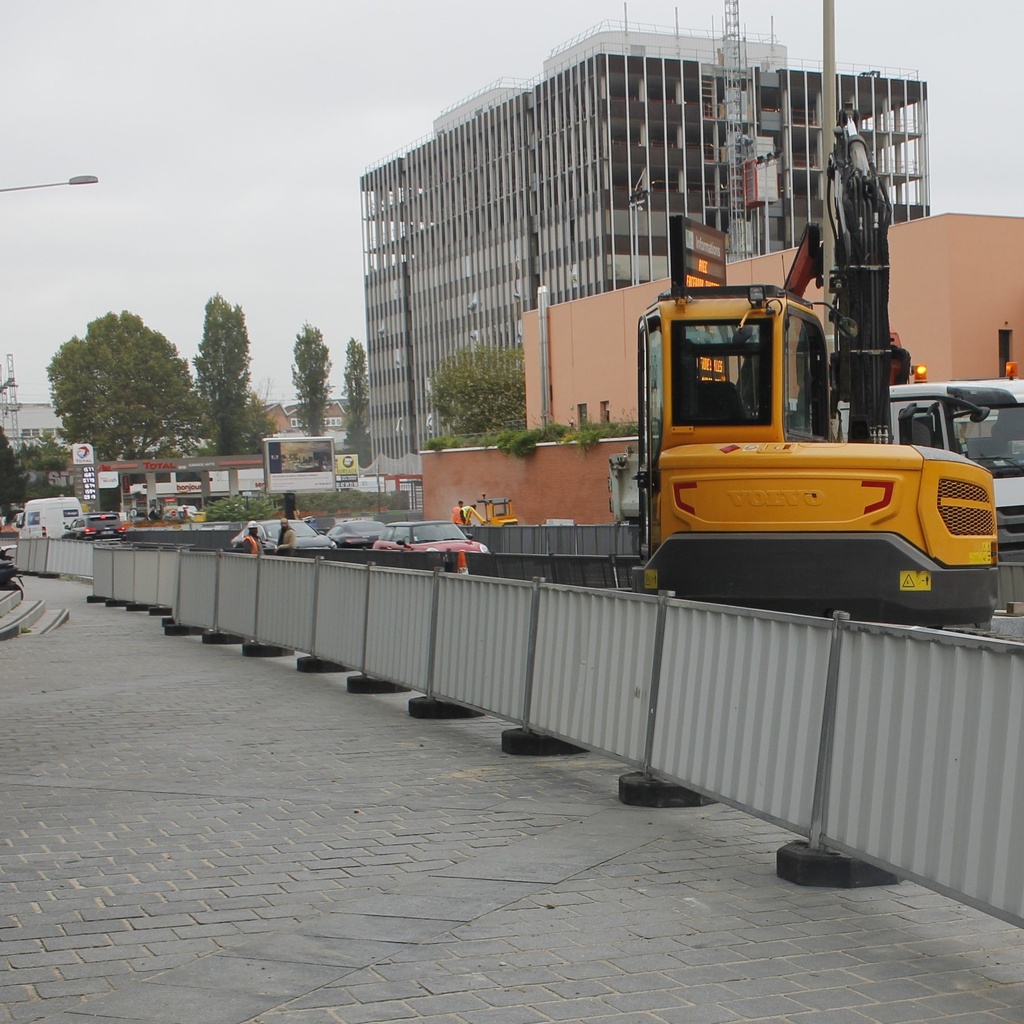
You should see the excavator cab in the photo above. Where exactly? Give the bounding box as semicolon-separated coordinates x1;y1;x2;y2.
476;497;518;526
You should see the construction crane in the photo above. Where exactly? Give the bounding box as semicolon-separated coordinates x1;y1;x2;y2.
0;355;20;442
724;0;753;261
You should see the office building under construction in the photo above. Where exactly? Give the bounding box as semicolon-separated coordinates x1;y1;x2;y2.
361;14;927;458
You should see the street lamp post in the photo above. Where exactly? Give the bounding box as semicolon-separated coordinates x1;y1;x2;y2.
0;175;98;194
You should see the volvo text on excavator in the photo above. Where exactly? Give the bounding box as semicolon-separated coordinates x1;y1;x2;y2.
634;108;998;627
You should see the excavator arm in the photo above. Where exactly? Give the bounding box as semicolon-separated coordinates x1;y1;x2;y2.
828;105;894;442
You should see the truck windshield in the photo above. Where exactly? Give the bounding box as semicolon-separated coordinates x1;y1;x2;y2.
669;319;771;426
963;407;1024;462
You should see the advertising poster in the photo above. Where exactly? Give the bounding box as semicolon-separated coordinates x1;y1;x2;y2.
262;436;336;493
336;452;359;487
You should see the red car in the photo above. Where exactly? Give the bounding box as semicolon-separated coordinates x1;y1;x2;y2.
372;521;489;553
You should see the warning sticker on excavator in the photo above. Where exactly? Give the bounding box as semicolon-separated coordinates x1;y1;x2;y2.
644;568;659;591
900;571;932;592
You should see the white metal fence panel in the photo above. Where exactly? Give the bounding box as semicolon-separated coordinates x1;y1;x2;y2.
431;575;534;720
528;586;656;761
156;550;178;608
112;548;136;602
175;551;218;629
92;546;116;599
16;538;48;575
362;567;434;690
255;556;315;652
310;561;368;669
44;539;94;579
825;625;1024;925
652;605;832;833
131;549;162;606
216;554;259;637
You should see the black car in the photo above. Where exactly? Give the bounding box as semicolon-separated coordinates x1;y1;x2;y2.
229;519;336;553
66;513;128;541
326;520;387;548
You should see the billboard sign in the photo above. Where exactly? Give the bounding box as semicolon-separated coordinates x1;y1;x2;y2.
262;436;337;493
336;452;359;486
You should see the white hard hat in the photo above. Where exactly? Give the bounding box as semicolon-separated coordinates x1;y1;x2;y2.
246;520;258;529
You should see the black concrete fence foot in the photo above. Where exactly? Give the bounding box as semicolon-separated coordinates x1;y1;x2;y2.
501;728;586;756
163;622;201;636
296;656;347;673
242;642;294;658
86;595;107;604
104;599;127;608
348;675;411;694
408;696;483;719
202;631;244;645
125;602;149;612
776;840;900;888
149;605;172;616
618;771;712;807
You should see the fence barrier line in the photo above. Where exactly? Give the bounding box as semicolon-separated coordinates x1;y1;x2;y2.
14;537;1024;930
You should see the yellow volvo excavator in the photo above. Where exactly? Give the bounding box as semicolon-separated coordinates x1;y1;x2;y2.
635;110;997;627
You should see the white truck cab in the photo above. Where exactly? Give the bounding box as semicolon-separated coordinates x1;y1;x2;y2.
890;375;1024;560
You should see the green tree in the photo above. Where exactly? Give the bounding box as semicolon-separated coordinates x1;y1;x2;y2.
291;324;332;435
48;311;203;460
17;435;73;500
240;391;276;454
430;346;526;436
0;426;27;515
342;338;372;465
194;294;253;454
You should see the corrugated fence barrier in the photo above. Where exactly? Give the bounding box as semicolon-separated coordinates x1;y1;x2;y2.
14;536;1024;929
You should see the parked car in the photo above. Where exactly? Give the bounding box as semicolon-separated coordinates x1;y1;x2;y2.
66;512;128;541
372;521;489;553
326;519;387;548
229;519;336;553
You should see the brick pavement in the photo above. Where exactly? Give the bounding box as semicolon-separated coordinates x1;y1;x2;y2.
2;576;1024;1023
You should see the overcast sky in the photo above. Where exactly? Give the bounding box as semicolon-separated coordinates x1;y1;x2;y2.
0;1;1005;405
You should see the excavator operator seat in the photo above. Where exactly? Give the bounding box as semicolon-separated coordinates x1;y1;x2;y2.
695;380;746;422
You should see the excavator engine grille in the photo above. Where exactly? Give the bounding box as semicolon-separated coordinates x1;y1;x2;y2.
937;478;995;536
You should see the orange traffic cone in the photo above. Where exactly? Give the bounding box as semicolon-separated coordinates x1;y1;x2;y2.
457;550;469;574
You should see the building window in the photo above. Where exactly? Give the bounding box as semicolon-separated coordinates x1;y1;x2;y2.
577;403;588;425
600;400;610;422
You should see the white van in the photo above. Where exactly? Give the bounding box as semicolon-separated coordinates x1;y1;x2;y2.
19;497;84;540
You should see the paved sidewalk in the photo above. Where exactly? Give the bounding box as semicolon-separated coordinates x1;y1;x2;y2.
2;576;1024;1024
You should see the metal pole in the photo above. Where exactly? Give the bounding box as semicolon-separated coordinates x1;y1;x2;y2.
808;610;849;851
359;564;374;675
424;568;443;699
519;578;544;730
308;556;322;658
640;592;671;775
822;0;836;311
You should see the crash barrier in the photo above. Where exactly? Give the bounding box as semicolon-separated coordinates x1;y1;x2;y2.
86;543;1024;930
122;523;642;557
470;523;640;556
323;548;640;590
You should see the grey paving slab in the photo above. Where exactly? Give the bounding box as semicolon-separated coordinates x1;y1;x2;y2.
4;576;1024;1024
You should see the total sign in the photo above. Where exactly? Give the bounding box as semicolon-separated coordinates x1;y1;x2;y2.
71;443;95;466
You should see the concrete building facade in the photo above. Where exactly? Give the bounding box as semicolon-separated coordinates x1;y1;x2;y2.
362;17;927;459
